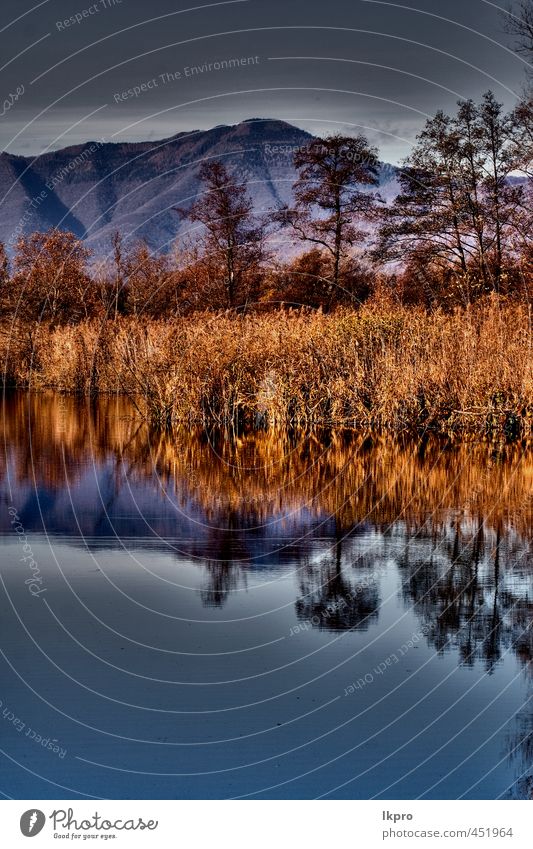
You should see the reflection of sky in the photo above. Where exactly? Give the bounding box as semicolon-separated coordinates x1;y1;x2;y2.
1;0;526;163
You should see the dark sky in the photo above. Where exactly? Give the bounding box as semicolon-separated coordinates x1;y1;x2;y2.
0;0;529;163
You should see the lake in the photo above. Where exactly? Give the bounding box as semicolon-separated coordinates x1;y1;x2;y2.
0;391;532;799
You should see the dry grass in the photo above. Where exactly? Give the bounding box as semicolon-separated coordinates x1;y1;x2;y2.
0;296;531;436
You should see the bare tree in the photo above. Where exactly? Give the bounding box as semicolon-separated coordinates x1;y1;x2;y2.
176;161;266;309
377;94;525;300
505;0;533;56
376;111;471;288
511;95;533;177
110;230;126;320
278;134;379;305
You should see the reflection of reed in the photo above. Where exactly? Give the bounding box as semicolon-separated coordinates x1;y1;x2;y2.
3;392;531;538
0;391;140;488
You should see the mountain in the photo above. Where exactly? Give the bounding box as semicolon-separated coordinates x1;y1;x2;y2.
0;119;399;257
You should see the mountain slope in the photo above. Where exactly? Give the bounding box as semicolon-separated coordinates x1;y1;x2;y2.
0;119;399;256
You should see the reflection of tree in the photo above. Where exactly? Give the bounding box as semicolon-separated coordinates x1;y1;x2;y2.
200;559;244;608
194;525;250;608
505;599;533;798
399;521;532;672
511;599;533;666
398;517;533;797
295;534;380;632
506;705;533;799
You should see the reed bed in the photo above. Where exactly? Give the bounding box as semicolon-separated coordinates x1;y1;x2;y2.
1;297;531;436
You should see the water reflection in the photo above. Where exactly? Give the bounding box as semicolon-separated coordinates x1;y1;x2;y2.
0;391;532;798
2;391;531;529
399;522;532;670
295;539;381;632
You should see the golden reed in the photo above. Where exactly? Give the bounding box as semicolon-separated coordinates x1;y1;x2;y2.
1;296;531;436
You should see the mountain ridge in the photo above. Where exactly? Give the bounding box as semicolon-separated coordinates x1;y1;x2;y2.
0;119;399;257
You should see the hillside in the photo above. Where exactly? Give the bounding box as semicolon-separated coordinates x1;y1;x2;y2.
0;119;399;256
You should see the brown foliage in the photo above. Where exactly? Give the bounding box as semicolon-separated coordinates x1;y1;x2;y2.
269;249;373;309
10;230;97;324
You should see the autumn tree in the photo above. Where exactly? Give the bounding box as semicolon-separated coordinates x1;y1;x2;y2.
176;161;266;309
0;242;9;316
123;241;182;317
11;230;95;323
271;249;373;309
377;94;524;301
277;134;379;306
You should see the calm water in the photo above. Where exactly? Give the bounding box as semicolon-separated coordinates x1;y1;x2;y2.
0;392;532;800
